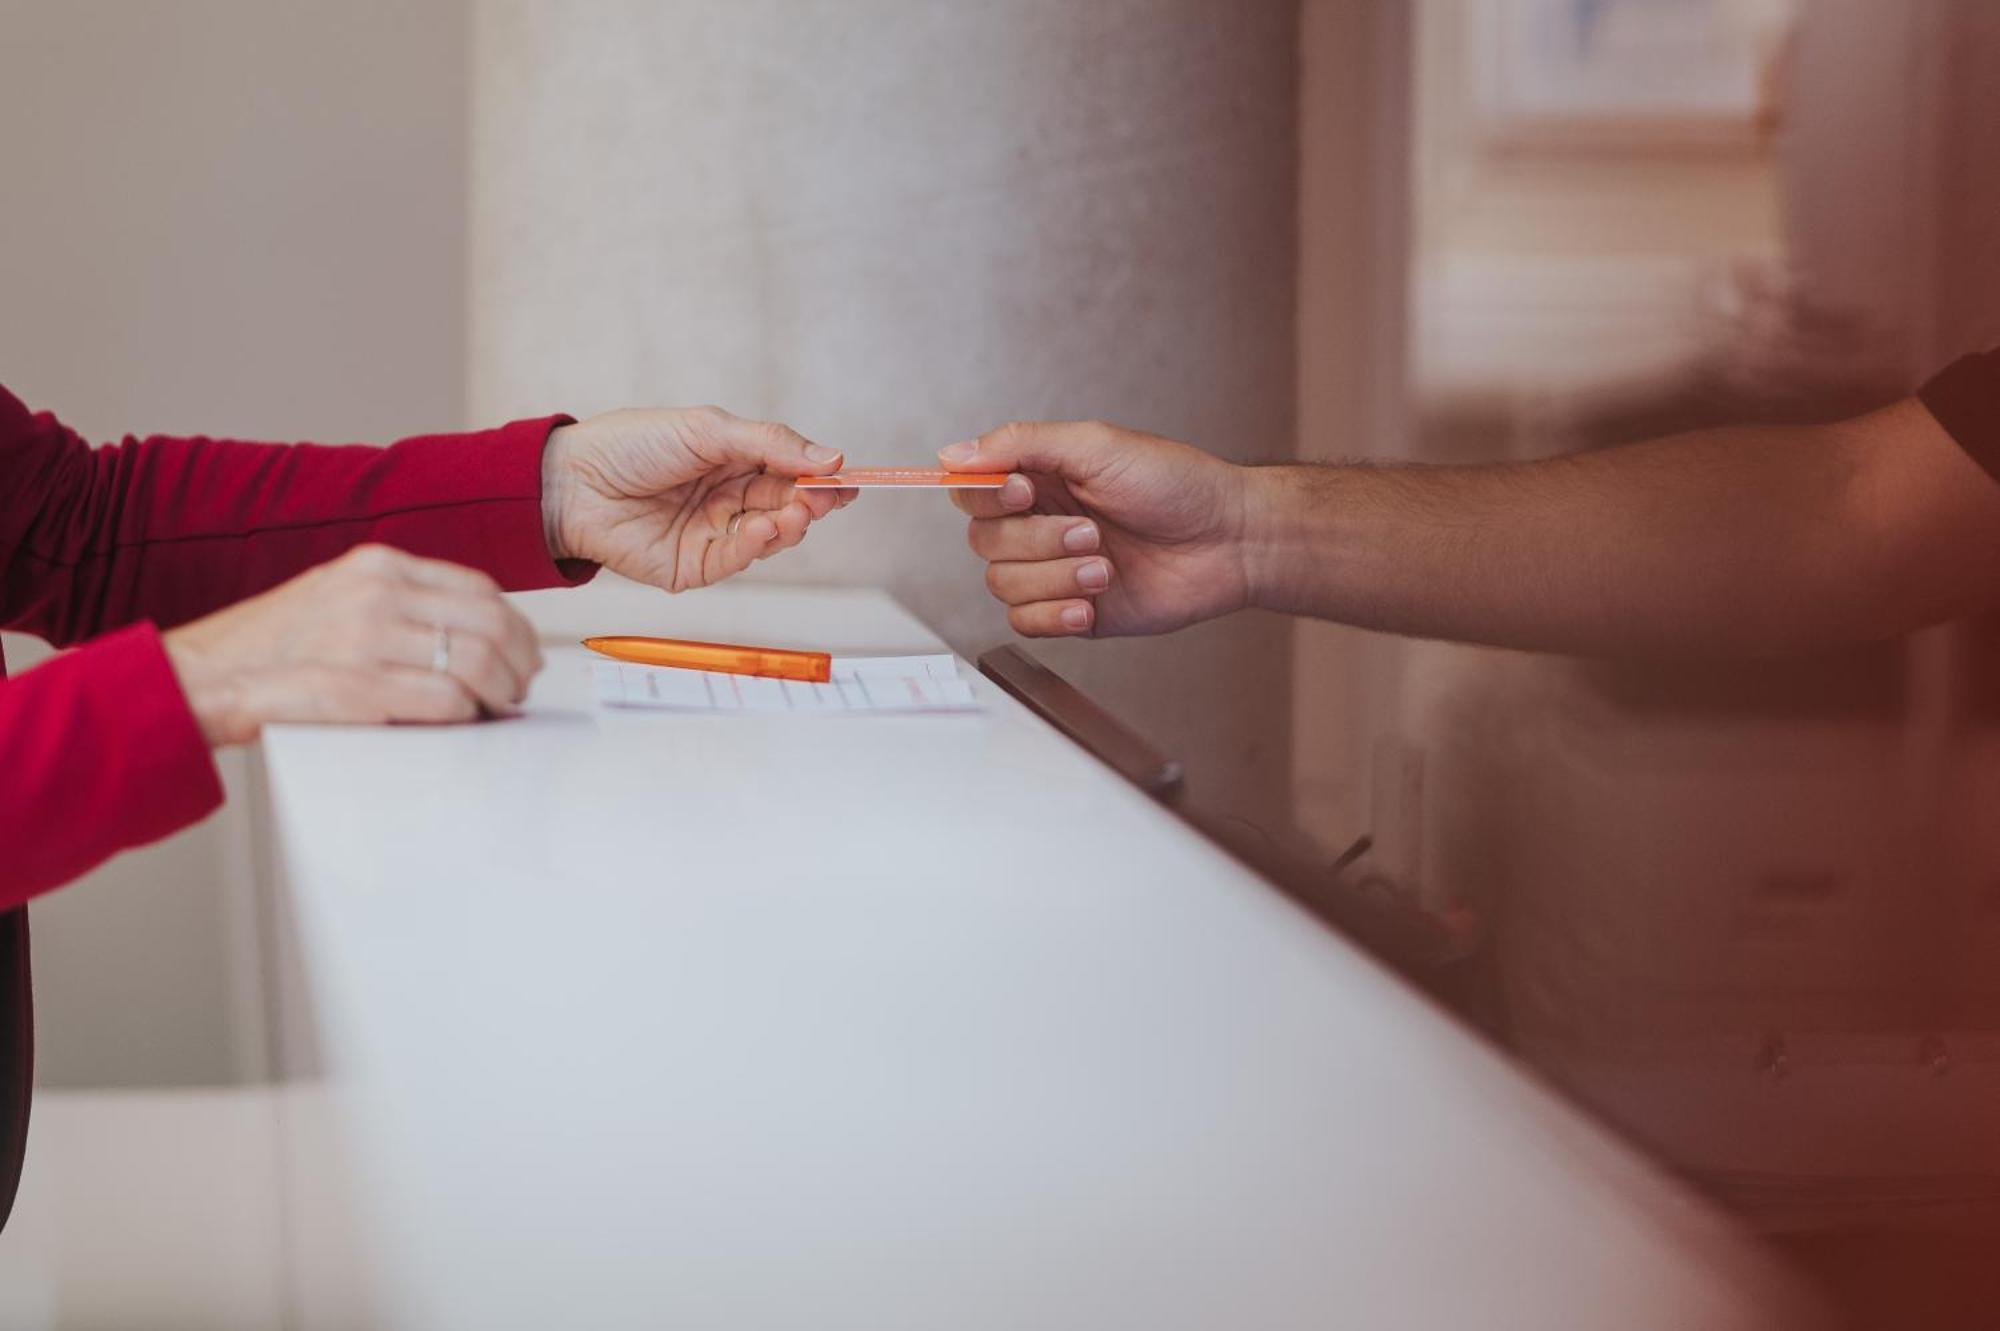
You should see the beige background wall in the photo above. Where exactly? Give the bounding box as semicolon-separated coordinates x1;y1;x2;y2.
468;0;1303;829
0;0;469;446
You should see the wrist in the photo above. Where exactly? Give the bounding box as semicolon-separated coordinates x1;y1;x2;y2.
540;423;582;564
1237;464;1299;614
162;632;247;748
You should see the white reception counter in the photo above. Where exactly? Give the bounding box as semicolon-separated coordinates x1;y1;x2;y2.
253;579;1820;1329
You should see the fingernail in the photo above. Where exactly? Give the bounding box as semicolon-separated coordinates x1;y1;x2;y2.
1002;475;1032;508
938;440;977;464
803;443;840;464
1076;559;1110;591
1062;522;1098;554
1061;604;1092;631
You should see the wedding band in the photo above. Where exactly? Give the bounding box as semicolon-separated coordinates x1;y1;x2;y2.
430;625;452;675
725;513;744;536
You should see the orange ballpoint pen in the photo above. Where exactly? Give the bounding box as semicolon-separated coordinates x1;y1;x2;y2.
581;635;833;684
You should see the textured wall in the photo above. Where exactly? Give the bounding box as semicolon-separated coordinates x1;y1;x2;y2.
469;0;1300;825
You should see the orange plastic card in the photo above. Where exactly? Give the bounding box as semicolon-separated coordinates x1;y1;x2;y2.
794;469;1008;489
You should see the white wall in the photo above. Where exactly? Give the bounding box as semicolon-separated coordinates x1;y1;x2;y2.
467;0;1303;830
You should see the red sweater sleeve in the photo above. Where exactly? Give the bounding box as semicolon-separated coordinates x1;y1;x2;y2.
0;383;594;909
0;624;225;903
0;384;591;644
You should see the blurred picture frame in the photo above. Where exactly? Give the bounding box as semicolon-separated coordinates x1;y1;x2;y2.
1471;0;1794;153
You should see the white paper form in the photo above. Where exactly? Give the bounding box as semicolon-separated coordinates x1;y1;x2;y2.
592;654;981;714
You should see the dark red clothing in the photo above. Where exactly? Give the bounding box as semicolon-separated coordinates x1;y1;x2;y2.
1921;347;2000;480
0;383;584;1228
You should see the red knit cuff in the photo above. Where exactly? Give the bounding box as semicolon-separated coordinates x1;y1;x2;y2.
102;623;226;841
0;623;224;901
396;414;600;591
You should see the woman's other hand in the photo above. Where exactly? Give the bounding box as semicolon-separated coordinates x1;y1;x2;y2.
162;544;542;746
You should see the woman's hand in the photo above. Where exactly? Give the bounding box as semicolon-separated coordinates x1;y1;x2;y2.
162;544;543;747
539;406;850;592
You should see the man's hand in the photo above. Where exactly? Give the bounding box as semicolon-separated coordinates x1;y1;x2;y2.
940;421;1256;637
540;406;850;592
163;545;543;746
950;400;2000;657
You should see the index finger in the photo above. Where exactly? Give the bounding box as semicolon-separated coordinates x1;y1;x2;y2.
695;408;844;479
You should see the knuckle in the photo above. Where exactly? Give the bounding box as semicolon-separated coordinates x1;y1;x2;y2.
324;671;382;722
425;676;476;719
356;581;401;619
457;634;495;670
463;600;505;639
347;543;397;573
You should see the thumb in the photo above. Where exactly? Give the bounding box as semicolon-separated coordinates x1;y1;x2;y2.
938;421;1109;480
704;410;843;478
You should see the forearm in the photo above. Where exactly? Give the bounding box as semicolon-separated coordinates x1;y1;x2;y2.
1243;403;2000;656
1;384;585;645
